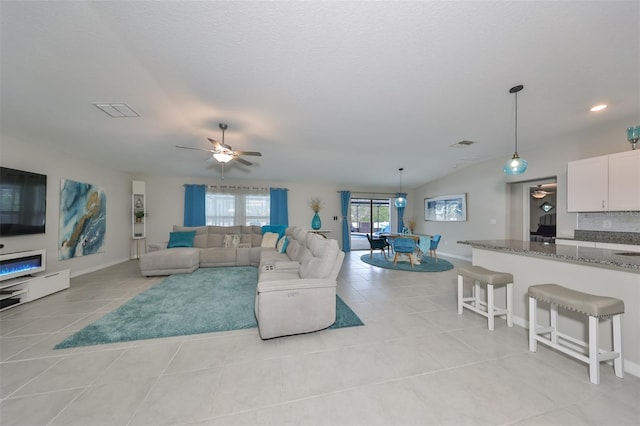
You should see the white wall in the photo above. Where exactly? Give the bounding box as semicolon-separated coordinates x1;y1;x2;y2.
1;135;132;277
410;116;637;260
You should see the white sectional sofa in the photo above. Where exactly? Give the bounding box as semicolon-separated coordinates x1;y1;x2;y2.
139;225;345;339
256;226;345;339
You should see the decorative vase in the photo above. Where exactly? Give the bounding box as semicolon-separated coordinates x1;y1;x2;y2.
311;212;321;230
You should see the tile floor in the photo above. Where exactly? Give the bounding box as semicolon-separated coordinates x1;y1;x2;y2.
1;252;638;425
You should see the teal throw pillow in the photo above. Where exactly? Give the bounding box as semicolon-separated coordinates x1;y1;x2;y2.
261;225;287;238
276;236;289;253
167;231;196;248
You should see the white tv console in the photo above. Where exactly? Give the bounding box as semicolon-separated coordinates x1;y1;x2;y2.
0;249;70;311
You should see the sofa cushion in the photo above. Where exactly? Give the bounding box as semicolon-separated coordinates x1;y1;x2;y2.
211;225;241;235
167;231;196;248
300;236;340;279
208;233;224;247
199;247;238;266
140;247;199;276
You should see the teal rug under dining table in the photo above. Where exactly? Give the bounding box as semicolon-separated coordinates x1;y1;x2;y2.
360;252;454;272
55;266;363;349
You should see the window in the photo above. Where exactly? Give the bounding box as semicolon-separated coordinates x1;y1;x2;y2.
205;187;269;226
350;198;390;235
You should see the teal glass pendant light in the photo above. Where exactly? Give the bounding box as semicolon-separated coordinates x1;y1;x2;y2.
394;167;407;208
503;84;528;175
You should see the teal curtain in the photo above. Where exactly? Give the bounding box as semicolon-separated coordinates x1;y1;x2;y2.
396;192;407;232
340;190;351;252
184;184;206;226
270;188;289;226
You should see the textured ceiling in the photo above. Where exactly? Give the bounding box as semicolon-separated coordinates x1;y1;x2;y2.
1;1;638;189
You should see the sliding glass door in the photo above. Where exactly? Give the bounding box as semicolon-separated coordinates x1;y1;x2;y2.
350;198;390;250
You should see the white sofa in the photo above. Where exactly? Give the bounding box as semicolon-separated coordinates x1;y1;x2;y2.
139;225;263;276
255;226;345;339
140;225;345;339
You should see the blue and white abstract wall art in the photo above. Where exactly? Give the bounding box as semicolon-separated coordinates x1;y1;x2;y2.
59;179;106;260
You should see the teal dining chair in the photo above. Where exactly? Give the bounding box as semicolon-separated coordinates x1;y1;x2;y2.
393;237;417;267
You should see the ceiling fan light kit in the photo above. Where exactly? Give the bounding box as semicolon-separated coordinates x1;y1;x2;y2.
531;185;548;199
213;152;233;163
503;84;528;176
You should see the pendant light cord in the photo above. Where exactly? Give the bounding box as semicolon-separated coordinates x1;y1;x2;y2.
514;90;518;155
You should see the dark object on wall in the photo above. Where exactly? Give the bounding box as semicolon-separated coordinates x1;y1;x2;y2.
0;167;47;237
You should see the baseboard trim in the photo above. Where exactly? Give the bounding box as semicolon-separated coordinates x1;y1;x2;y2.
438;251;472;262
70;257;131;278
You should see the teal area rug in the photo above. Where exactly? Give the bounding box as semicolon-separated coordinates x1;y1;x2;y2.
55;267;363;349
360;253;454;272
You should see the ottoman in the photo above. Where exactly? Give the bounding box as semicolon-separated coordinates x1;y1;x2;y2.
139;248;199;276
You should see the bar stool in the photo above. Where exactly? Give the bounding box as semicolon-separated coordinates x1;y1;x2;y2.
528;284;624;385
457;265;513;330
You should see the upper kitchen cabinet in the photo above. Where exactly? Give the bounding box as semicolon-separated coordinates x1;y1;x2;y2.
608;150;640;210
567;155;608;211
567;150;640;212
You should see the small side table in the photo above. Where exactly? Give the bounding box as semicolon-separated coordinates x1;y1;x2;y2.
131;237;147;259
307;229;332;238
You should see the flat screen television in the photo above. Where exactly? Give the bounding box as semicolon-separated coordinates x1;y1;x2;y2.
0;167;47;237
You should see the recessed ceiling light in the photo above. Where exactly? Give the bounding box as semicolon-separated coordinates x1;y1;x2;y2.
590;104;607;112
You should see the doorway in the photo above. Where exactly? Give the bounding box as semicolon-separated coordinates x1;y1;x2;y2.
350;198;390;250
508;178;557;242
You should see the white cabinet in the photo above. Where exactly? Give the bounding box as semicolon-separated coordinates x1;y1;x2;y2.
132;181;146;239
567;155;608;212
608;150;640;211
567;150;640;212
0;270;69;311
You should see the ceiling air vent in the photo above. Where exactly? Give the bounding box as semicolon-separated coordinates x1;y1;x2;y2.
93;103;140;118
450;140;477;148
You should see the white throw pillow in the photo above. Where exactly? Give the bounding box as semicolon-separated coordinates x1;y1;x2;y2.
261;232;279;248
223;234;240;248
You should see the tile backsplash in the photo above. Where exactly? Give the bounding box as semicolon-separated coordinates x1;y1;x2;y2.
577;212;640;233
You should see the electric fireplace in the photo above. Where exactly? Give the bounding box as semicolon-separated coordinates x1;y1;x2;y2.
0;249;46;282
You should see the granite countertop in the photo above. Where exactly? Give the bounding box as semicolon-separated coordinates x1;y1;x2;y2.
458;239;640;273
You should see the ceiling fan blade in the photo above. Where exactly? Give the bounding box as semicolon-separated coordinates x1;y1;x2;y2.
234;156;253;166
234;151;262;157
176;145;215;153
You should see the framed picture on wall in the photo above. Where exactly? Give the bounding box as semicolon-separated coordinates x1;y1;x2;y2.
425;193;467;222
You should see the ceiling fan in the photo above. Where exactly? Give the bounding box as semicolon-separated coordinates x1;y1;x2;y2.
176;123;262;166
531;184;555;199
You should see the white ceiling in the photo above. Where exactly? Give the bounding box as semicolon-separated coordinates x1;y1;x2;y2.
1;1;638;190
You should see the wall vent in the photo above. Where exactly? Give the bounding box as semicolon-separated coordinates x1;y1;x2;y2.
93;103;140;118
450;140;476;148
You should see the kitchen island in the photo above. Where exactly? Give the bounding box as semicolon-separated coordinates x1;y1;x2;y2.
458;239;639;377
